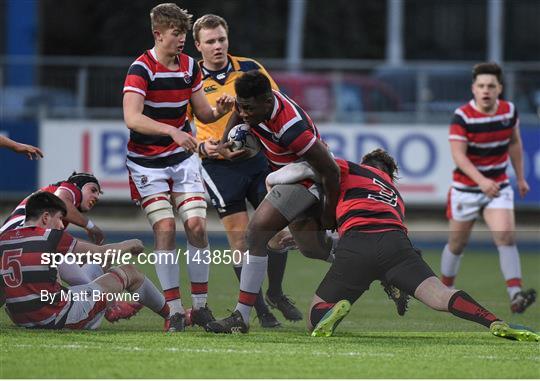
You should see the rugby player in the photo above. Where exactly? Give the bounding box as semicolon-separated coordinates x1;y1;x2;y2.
122;3;234;331
439;62;536;313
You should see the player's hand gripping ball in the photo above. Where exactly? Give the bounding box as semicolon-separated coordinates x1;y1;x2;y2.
227;124;261;157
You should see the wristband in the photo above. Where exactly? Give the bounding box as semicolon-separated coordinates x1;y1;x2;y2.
86;219;95;229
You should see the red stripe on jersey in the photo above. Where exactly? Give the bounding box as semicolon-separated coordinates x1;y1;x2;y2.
4;282;62;298
146;89;193;102
470;129;513;143
335;159;406;237
449;123;467;137
9;301;68;325
127;141;180;156
466;153;509;167
0;226;49;240
56;231;75;254
124;74;147;94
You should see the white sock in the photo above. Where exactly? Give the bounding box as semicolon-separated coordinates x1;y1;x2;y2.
440;244;462;286
235;254;268;322
154;250;184;314
497;245;522;299
82;263;104;280
186;242;209;309
133;277;166;315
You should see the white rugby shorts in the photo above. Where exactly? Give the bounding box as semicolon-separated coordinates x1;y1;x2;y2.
446;185;514;221
127;154;205;200
63;282;107;330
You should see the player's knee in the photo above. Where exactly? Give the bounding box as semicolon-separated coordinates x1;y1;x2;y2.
448;240;466;255
117;264;144;292
174;193;207;224
141;193;174;227
493;231;515;246
184;218;208;247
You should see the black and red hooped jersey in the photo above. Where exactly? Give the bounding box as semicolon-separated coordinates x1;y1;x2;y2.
0;182;82;234
249;90;321;170
336;159;406;237
123;48;202;168
449;100;518;191
0;226;76;328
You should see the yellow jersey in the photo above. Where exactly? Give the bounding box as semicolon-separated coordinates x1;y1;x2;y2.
190;54;278;146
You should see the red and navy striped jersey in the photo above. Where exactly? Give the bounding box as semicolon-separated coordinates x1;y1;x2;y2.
123;48;202;168
336;159;406;237
449;100;518;191
0;182;82;234
0;226;76;328
249;90;321;170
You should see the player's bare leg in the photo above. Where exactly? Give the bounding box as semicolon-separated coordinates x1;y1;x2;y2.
440;218;475;287
483;208;536;313
222;212;280;327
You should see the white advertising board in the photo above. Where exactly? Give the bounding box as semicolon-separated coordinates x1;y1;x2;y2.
40;120;453;203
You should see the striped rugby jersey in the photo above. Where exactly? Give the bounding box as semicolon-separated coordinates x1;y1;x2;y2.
250;90;321;170
123;48;202;168
335;159;406;237
449;100;518;192
0;227;76;328
0;182;82;234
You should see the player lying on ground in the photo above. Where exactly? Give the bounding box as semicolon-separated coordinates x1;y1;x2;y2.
0;135;43;160
275;149;537;341
0;172;141;322
0;192;170;330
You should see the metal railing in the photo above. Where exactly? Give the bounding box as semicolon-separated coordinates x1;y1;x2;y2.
1;55;539;125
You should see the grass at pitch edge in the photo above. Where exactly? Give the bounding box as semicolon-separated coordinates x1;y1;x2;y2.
1;250;539;378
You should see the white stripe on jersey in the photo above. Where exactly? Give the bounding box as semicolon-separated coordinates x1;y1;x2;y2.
455;102;514;124
127;146;187;159
274;93;302;138
296;135;317;156
132;61;155;81
21;265;50;272
1;229;52;245
192;81;202;92
154;71;191;79
123;86;146;96
188;55;194;76
56;186;78;205
475;160;508;171
5;294;42;303
468;138;510;148
449;134;467;141
143;99;189;108
0;215;25;233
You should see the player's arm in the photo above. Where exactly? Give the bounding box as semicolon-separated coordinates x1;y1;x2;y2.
302;141;341;230
0;135;43;160
123;92;197;152
54;188;104;244
190;89;234;124
450;140;499;197
72;238;144;271
508;123;529;198
211;110;248;160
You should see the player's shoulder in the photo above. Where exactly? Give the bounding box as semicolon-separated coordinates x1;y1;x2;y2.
231;55;264;73
0;226;48;243
497;99;516;115
130;51;155;69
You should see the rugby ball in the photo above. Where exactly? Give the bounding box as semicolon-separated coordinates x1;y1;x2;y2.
227;124;261;156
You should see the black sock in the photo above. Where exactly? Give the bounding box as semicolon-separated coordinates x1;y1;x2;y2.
266;247;287;297
310;302;335;327
233;266;269;316
448;290;500;328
